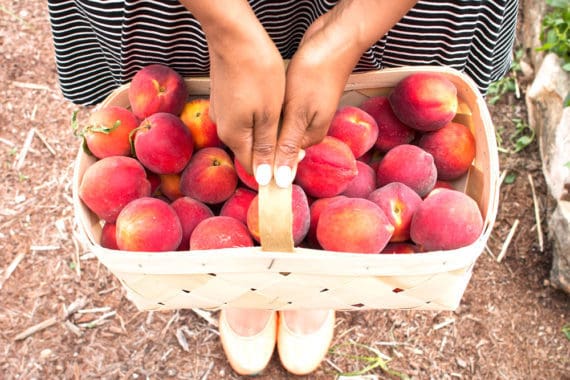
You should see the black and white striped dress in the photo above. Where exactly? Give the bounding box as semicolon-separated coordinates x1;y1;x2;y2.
47;0;519;105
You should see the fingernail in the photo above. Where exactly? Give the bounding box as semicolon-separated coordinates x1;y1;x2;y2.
275;166;293;188
297;149;306;162
255;164;272;186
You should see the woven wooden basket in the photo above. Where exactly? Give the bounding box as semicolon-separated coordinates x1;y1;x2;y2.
73;66;500;312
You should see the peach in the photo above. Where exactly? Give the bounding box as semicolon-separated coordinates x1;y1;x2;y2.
381;242;420;254
376;144;437;198
171;196;214;250
234;157;259;191
307;195;346;248
388;72;458;132
180;147;238;204
116;197;182;252
368;182;423;242
341;161;376;199
100;222;118;250
247;184;310;246
146;170;162;196
190;216;253;250
128;64;188;119
134;112;194;174
418;122;476;180
316;198;394;253
220;187;257;224
79;156;151;223
295;136;358;198
79;106;139;159
159;173;184;201
410;188;483;251
359;96;416;152
180;98;223;150
327;105;379;158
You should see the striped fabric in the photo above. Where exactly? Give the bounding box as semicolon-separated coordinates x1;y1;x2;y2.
47;0;519;105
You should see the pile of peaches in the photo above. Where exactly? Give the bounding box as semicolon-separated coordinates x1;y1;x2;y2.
77;64;483;254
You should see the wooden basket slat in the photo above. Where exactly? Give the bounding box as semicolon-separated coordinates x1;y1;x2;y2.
73;66;499;311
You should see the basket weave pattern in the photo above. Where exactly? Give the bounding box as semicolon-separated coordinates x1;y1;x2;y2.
73;67;499;311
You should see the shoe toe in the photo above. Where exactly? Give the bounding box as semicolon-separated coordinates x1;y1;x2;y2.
278;310;335;376
219;309;277;376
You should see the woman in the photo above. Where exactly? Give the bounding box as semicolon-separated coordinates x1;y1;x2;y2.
48;0;518;375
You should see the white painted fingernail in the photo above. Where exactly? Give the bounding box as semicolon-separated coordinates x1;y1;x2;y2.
255;164;272;186
275;166;293;188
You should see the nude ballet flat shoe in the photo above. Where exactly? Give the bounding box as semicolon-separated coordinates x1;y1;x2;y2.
218;309;277;376
277;310;335;376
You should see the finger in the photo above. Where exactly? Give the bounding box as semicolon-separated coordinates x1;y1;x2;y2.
274;106;311;188
216;117;254;174
251;110;279;186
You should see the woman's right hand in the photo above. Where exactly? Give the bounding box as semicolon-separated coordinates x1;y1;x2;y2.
181;0;285;186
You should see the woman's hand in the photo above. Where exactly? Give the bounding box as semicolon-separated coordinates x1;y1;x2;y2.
273;0;418;188
181;0;285;186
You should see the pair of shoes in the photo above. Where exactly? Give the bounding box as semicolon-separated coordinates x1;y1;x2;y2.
218;309;277;376
277;310;335;375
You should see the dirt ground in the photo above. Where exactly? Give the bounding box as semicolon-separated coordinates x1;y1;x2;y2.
1;2;568;379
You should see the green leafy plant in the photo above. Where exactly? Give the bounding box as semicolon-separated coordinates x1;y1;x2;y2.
495;119;535;155
538;0;570;71
486;49;524;105
563;323;570;340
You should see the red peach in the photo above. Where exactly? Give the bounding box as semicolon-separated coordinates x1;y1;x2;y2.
159;173;184;201
295;136;358;198
316;198;394;253
389;72;458;132
134;112;194;174
307;195;346;248
180;147;238;204
341;161;376;199
368;182;423;242
179;98;223;150
116;197;182;252
359;96;416;152
418;122;476;180
190;216;253;250
171;196;214;250
327;105;379;158
410;189;483;251
128;64;188;119
376;144;437;198
81;106;139;159
381;242;420;254
247;184;310;246
220;187;257;224
79;156;151;223
234;157;259;191
100;222;118;250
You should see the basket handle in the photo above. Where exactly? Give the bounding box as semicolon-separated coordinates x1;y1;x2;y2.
258;180;295;252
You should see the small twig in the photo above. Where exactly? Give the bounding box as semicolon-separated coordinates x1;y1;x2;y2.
64;320;83;337
527;174;544;252
325;358;344;373
498;170;508;187
77;307;112;314
0;252;26;290
13;128;35;170
33;128;56;156
14;317;58;341
199;362;215;380
160;311;179;337
433;318;455;331
77;311;116;328
192;308;218;328
175;327;190;352
497;219;520;263
30;245;60;251
11;81;52;91
484;245;496;260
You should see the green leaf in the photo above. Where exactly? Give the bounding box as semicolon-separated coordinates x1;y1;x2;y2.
562;324;570;340
504;172;517;184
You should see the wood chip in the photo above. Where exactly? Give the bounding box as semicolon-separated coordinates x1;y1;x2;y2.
527;174;544;252
33;127;56;156
0;252;25;290
433;318;455;331
13;128;35;170
497;219;519;263
175;327;190;352
192;308;218;328
11;81;53;91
